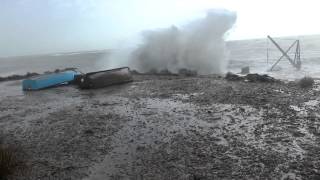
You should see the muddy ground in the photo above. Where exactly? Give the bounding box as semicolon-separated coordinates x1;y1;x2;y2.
1;75;320;180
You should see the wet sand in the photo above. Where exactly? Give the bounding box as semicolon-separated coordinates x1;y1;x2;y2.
1;75;320;179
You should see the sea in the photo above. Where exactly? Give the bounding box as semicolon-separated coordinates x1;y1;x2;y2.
1;36;319;81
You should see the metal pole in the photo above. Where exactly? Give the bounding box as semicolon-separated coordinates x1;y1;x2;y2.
267;35;300;70
296;40;301;70
269;40;297;71
267;38;269;64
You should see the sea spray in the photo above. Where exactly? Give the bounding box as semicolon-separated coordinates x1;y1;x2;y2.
130;9;236;74
101;9;237;75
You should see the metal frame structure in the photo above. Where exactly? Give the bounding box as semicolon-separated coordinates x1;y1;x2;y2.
267;35;301;71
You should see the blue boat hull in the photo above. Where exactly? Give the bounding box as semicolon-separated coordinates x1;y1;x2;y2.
22;71;78;90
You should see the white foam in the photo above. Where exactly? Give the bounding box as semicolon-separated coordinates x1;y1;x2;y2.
128;9;237;74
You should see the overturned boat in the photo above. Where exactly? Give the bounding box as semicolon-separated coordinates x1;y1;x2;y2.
22;71;79;91
77;67;133;89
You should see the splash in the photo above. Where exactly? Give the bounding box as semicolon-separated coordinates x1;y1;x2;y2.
129;9;237;74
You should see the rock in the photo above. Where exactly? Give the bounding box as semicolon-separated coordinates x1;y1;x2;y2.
225;72;243;81
225;73;277;83
178;69;198;76
0;68;78;82
245;74;276;83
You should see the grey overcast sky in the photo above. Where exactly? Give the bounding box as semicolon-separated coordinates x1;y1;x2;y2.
1;0;319;57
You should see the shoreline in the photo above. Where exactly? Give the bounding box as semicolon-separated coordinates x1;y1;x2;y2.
1;74;319;179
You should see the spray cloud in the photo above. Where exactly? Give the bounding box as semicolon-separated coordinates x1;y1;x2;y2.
128;9;237;75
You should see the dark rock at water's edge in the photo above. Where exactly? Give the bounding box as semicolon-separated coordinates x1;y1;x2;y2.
0;68;78;82
131;68;198;77
225;72;244;81
53;67;77;73
0;72;40;82
225;72;278;83
178;68;198;77
246;73;277;83
131;69;173;76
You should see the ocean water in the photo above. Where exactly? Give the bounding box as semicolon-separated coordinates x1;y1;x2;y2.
0;50;109;77
227;36;320;80
1;36;319;80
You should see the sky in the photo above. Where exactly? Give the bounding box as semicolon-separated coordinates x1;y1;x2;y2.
1;0;320;57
